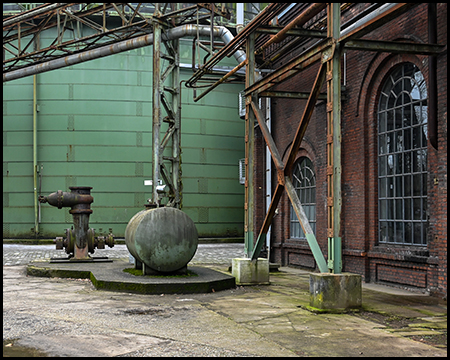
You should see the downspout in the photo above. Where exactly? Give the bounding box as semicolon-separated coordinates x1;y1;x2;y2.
428;3;438;150
33;73;38;236
3;25;246;82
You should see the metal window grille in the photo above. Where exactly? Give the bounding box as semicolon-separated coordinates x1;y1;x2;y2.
290;157;316;239
377;63;428;245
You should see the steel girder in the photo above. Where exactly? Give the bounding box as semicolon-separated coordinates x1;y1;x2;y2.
184;3;445;273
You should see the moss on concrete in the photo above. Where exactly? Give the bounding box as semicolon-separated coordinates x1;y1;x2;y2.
123;267;198;277
26;265;91;279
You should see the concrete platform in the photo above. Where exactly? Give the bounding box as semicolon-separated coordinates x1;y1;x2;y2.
231;257;270;285
309;272;362;311
26;259;235;294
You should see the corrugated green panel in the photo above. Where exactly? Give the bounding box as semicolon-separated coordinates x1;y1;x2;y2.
206;149;244;165
181;147;242;165
204;118;244;137
3;84;33;100
3;24;245;239
55;83;153;102
209;207;244;223
3;100;33;115
34;131;137;146
182;164;239;179
8;115;153;132
74;146;152;162
33;100;149;117
3;207;38;223
3;176;33;191
5;132;33;145
39;68;152;86
182;178;243;195
183;193;243;207
182;103;238;121
3;146;34;161
3;117;33;131
183;134;243;150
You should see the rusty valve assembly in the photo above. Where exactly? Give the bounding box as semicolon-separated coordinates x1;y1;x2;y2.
38;186;114;261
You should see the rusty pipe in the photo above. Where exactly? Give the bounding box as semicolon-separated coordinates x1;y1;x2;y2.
39;188;93;210
4;25;246;82
257;3;327;55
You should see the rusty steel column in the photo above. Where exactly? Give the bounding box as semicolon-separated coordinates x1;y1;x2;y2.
244;32;256;258
152;9;162;206
326;3;342;273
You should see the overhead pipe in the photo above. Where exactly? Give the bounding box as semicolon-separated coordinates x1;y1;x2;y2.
256;3;327;55
3;25;246;82
428;3;438;150
3;3;71;28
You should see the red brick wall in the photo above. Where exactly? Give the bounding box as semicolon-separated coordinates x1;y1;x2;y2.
253;4;447;298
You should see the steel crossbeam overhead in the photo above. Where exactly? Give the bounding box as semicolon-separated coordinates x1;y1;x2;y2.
3;3;232;79
184;3;445;273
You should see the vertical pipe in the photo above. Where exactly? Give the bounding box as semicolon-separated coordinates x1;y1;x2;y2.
33;74;38;236
33;28;40;236
428;3;438;150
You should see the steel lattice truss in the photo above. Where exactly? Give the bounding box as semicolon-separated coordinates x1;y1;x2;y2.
3;3;231;75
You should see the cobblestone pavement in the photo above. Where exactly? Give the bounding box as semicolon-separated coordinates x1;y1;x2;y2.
3;243;245;266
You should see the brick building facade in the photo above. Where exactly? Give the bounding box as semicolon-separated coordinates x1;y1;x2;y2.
253;4;447;298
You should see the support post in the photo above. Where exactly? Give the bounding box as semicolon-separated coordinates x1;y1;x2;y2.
326;3;342;274
244;32;256;257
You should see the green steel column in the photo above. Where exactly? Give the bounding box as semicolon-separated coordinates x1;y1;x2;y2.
326;3;342;273
244;32;256;257
152;14;162;206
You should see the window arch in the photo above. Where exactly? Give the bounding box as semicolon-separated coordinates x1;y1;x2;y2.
377;62;428;245
290;157;316;239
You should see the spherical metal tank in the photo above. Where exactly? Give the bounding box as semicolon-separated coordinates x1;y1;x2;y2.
125;207;198;272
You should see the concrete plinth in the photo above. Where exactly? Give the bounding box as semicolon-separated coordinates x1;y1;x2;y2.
309;272;362;311
232;258;269;285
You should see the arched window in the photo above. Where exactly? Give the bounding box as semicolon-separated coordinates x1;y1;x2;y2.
290;157;316;239
377;63;428;245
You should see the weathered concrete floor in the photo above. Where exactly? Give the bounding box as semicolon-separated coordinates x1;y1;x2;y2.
3;263;447;357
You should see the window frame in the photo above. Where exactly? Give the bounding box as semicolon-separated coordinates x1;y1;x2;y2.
290;156;316;240
377;62;428;246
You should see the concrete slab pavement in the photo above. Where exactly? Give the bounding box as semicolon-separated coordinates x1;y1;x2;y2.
3;260;447;357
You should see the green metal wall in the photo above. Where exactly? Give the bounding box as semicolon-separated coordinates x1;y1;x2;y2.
3;26;245;239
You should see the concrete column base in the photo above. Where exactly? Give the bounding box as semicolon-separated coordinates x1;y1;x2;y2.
309;272;362;311
232;258;270;285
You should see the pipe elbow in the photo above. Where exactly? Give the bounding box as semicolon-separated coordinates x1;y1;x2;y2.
42;190;93;209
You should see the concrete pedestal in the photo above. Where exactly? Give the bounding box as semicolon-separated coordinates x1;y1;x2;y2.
232;258;269;285
309;272;362;311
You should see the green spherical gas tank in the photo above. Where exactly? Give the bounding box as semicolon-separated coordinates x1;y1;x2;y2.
125;207;198;272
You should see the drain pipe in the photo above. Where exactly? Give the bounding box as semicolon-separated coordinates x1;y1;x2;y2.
3;25;246;82
33;73;38;236
428;3;438;150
